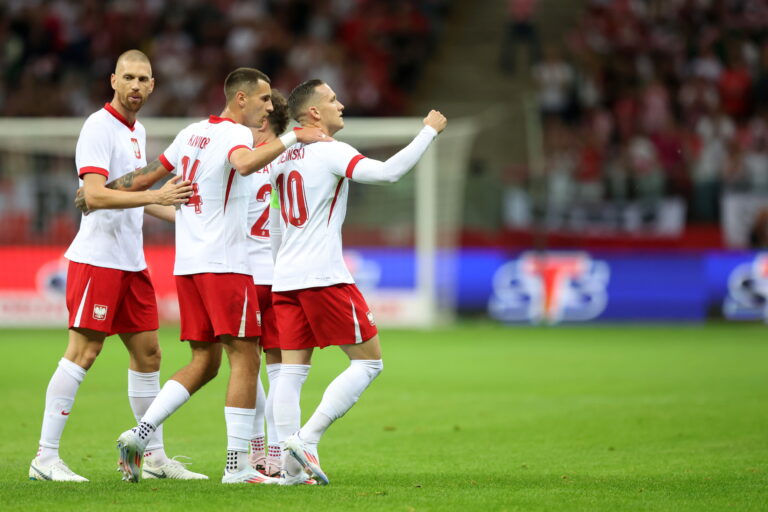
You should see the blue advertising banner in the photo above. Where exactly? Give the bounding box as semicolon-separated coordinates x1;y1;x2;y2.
346;248;768;323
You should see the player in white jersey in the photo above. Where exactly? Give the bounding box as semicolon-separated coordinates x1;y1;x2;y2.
245;90;290;479
269;79;447;485
29;50;205;483
106;68;330;485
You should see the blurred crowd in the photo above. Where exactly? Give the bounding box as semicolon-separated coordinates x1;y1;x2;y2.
0;0;449;118
527;0;768;223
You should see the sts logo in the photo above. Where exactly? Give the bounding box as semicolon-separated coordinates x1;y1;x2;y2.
723;253;768;320
488;252;610;324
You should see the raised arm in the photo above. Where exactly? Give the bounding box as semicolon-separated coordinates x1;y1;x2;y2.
348;110;447;185
229;127;331;177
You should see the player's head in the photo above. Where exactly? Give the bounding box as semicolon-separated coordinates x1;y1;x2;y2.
111;49;154;114
251;89;289;145
265;89;289;136
288;79;345;136
224;67;273;128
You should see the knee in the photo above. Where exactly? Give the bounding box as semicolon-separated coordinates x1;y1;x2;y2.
73;344;103;369
134;344;162;371
201;364;219;384
193;353;221;385
353;359;383;381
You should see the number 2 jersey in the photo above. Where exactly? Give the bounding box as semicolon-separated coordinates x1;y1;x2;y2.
158;115;253;276
65;103;148;271
269;140;365;292
246;145;274;285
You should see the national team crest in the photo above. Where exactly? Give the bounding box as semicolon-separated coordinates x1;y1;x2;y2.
93;304;108;321
366;311;376;326
130;138;141;159
723;253;768;320
256;311;262;326
488;252;610;324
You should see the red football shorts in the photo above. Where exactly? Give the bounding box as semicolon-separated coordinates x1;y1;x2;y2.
175;273;261;343
255;284;279;351
66;261;159;335
272;283;378;350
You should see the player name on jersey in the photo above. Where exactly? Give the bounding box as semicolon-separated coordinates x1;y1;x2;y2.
278;147;305;163
187;134;211;150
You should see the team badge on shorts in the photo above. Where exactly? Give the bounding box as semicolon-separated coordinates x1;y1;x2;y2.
93;304;108;321
256;311;262;326
366;311;375;326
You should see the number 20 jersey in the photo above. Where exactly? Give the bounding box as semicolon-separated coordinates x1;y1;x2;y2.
269;140;365;292
159;115;253;276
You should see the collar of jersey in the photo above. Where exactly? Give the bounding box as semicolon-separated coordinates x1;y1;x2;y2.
103;103;136;131
209;115;236;124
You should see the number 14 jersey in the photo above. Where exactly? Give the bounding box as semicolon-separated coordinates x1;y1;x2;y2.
159;115;253;276
269;140;365;292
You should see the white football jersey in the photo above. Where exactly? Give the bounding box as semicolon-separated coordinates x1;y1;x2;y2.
246;158;274;285
269;140;365;291
65;103;148;271
159;116;253;276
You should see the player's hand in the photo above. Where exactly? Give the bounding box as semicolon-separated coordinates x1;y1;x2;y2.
295;127;333;144
154;175;193;206
423;110;447;134
74;186;89;214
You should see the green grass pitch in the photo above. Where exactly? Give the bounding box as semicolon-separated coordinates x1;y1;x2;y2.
0;323;766;511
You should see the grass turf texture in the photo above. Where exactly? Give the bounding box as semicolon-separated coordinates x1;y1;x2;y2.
0;323;766;511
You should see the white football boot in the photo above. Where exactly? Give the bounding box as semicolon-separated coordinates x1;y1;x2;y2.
284;433;328;485
142;455;208;480
29;457;88;482
116;428;147;483
222;466;279;484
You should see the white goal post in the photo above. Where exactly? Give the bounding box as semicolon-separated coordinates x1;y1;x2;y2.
0;116;479;328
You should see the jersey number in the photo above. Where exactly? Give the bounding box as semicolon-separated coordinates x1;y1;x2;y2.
180;156;203;214
250;184;271;237
276;171;308;227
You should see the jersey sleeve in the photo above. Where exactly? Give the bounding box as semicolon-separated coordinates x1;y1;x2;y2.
75;117;112;179
321;142;366;179
226;125;255;164
158;129;185;174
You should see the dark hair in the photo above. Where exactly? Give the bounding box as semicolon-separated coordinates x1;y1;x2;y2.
267;89;289;135
224;67;270;103
287;79;324;121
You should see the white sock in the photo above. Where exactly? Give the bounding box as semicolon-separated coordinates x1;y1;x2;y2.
140;379;190;428
300;360;383;445
127;370;166;460
250;371;266;455
226;450;249;473
273;364;310;444
265;363;282;461
37;358;86;464
225;407;256;472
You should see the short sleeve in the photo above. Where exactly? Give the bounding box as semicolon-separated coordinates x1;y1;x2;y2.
323;141;366;178
226;125;255;164
159;130;185;174
75;117;112;179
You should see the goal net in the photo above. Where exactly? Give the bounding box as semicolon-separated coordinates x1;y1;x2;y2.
0;117;479;328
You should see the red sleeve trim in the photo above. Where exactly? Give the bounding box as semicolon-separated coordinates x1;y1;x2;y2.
345;154;366;178
158;154;174;171
79;166;109;179
228;144;250;162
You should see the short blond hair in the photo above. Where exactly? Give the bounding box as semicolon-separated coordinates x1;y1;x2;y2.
115;49;151;73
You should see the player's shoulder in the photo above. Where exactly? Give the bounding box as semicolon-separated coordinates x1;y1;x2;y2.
311;139;357;156
79;109;115;140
